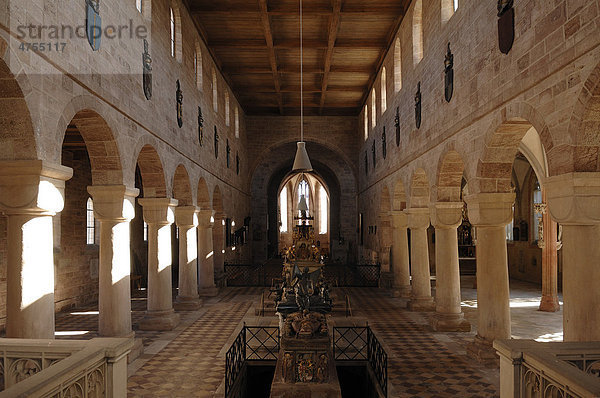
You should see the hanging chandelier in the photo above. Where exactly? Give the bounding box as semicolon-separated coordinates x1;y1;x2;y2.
292;0;313;172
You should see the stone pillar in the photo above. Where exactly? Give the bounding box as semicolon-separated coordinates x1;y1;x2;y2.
430;202;470;332
538;189;560;312
174;206;202;310
197;210;218;296
464;192;514;362
213;218;225;283
0;161;72;339
87;185;138;337
138;198;180;330
406;207;435;311
546;173;600;341
391;211;411;297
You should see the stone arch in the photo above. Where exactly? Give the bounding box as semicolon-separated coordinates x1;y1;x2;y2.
409;168;430;208
566;61;600;172
393;178;407;210
0;40;37;160
436;150;465;202
212;185;224;218
135;144;167;198
172;164;193;206
61;109;124;185
475;102;553;193
197;177;210;209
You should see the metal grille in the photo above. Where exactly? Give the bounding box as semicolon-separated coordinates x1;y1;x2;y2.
225;325;280;397
334;326;388;397
323;264;380;287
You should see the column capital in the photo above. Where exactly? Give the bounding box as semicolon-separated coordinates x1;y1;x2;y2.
391;210;408;229
87;185;139;222
197;209;215;228
0;160;73;215
464;193;515;227
405;207;430;229
175;206;199;228
430;202;464;229
545;172;600;225
139;198;178;225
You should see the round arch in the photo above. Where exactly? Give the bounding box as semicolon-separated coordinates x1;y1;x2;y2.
172;164;193;206
135;144;167;198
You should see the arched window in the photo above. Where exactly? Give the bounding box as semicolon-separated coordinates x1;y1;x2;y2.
533;180;542;241
319;185;328;234
212;69;218;112
136;0;143;13
381;67;387;113
371;88;376;128
170;5;182;62
86;198;95;245
143;221;148;241
169;7;175;58
234;107;240;138
394;38;402;92
412;0;423;66
441;0;457;24
298;179;310;218
280;186;288;233
194;43;203;91
364;105;368;141
225;91;230;126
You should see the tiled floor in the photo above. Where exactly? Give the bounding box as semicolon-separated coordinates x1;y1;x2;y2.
50;279;563;397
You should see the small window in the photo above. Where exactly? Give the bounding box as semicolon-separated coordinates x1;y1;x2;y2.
454;0;459;11
441;0;457;23
136;0;143;13
319;185;328;234
394;38;402;92
381;67;387;114
413;0;423;66
194;44;203;91
505;204;514;241
280;186;288;233
225;91;230;126
170;7;175;58
143;221;148;242
298;179;310;218
212;69;218;112
364;105;368;141
86;198;95;245
234;107;240;138
371;89;376;128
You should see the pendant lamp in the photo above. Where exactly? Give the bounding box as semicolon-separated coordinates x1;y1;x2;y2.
292;0;313;172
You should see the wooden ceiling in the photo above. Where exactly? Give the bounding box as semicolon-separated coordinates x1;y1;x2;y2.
184;0;412;116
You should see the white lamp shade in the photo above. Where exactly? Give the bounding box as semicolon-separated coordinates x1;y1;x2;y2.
292;142;313;172
298;195;309;211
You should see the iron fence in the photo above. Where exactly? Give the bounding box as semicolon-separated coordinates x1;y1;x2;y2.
225;325;280;397
334;326;388;397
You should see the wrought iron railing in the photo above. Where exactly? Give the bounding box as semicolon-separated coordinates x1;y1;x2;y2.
323;264;381;287
225;325;280;397
333;326;388;396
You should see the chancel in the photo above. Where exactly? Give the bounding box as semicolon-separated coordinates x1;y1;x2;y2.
0;0;599;397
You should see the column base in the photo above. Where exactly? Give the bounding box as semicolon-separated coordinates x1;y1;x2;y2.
198;286;219;297
391;285;412;298
467;334;500;367
430;312;471;332
128;337;145;364
138;309;180;331
539;294;560;312
174;296;203;311
408;296;435;312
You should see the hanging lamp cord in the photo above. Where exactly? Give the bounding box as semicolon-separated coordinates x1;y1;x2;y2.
300;0;304;143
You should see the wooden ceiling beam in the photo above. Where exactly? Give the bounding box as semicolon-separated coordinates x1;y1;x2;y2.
318;0;342;115
258;0;284;115
189;4;403;16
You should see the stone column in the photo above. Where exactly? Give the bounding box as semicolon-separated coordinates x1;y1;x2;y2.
0;161;72;339
430;202;470;332
537;189;560;312
546;173;600;341
138;198;180;330
391;211;411;297
197;210;218;296
174;206;202;310
213;218;225;283
464;192;514;361
405;207;435;311
87;185;138;337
